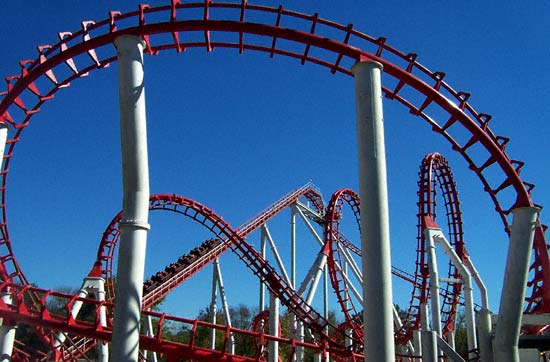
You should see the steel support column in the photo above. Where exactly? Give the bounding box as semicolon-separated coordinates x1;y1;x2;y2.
493;207;539;362
432;232;477;359
94;277;109;362
477;308;493;362
210;262;219;350
0;125;13;362
259;230;267;312
352;60;395;362
0;294;15;362
421;303;437;362
0;123;7;169
111;35;151;362
215;259;235;354
144;315;158;362
425;228;442;337
268;293;280;362
290;208;298;362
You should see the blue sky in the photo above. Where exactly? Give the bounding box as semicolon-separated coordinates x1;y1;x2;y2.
1;1;549;319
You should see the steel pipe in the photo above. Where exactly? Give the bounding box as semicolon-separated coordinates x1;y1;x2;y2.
421;303;437;362
268;293;280;362
215;259;235;354
111;34;151;362
352;60;395;362
425;228;443;337
0;293;15;362
210;262;219;350
493;207;539;362
432;232;477;359
0;126;12;362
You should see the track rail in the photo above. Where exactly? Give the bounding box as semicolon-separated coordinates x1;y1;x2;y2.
396;153;466;344
0;282;343;362
97;182;324;305
56;184;326;359
324;189;362;343
0;0;547;359
0;1;545;316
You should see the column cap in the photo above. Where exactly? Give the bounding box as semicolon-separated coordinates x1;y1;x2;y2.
351;59;383;75
511;205;541;216
114;35;147;53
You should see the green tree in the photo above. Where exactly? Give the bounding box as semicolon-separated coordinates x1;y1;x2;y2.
454;309;468;359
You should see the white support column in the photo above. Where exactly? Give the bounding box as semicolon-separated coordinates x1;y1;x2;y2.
0;293;15;362
53;288;89;349
465;253;492;362
215;259;235;354
0;123;8;170
424;228;442;337
421;303;437;362
323;265;330;361
144;315;158;362
92;277;109;362
260;231;267;312
111;34;151;362
54;275;109;361
413;330;422;359
210;262;219;350
297;251;328;303
295;321;305;362
493;207;539;362
433;233;476;360
268;293;280;362
294;207;324;247
263;225;292;284
291;206;297;288
290;207;298;362
352;60;395;362
477;308;493;362
0;126;14;362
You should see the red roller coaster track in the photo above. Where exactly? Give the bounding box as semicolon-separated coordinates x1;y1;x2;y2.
322;154;469;349
400;153;467;344
0;0;548;360
54;186;343;360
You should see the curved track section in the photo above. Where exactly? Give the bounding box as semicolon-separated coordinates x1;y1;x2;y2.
50;185;330;359
397;152;466;343
97;182;324;306
323;189;362;341
0;0;546;315
323;179;466;347
0;3;547;359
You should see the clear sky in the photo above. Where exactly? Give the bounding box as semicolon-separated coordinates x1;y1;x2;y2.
1;1;549;320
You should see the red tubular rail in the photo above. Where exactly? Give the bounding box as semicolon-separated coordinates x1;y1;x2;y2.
397;153;467;344
0;281;339;362
0;0;547;358
0;1;545;317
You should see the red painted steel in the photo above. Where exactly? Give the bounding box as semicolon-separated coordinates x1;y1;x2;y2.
98;182;324;307
54;184;329;360
86;188;341;353
324;189;362;345
0;281;338;362
0;0;547;359
250;309;283;362
0;1;545;318
396;153;467;344
323;157;477;349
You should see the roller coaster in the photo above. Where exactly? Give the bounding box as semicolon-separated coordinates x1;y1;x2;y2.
0;1;547;362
